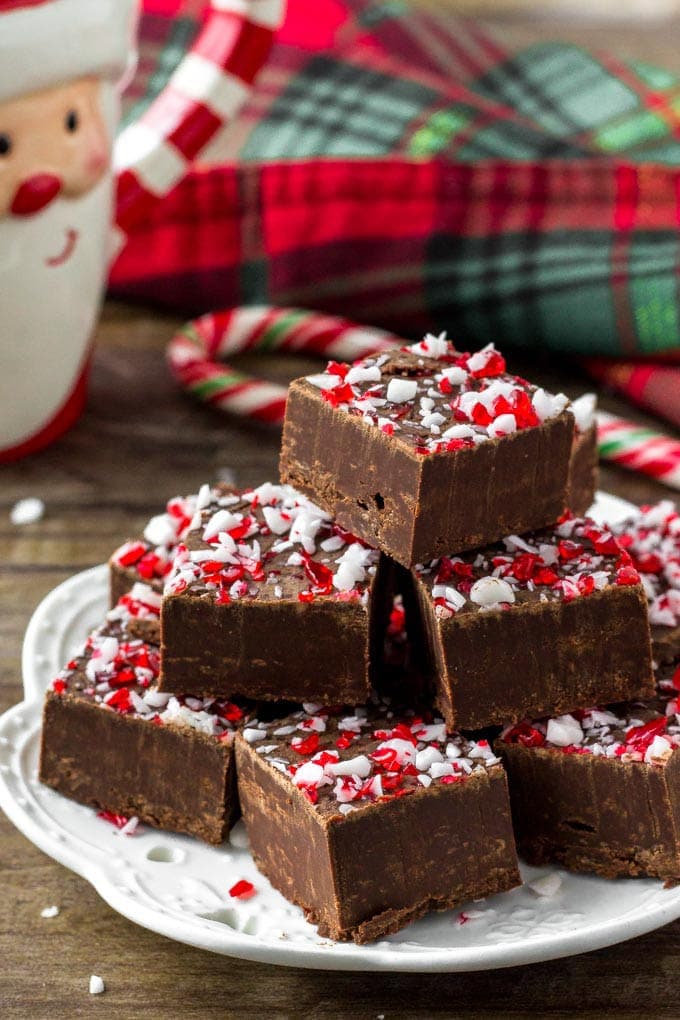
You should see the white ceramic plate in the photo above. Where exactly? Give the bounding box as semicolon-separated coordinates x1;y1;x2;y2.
2;491;680;972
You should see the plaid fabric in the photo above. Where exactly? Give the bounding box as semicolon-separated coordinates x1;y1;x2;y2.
109;0;680;405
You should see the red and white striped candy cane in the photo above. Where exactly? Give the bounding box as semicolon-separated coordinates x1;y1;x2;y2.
114;0;285;235
598;411;680;491
166;305;403;424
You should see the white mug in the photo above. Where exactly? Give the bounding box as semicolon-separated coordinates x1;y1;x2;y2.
0;0;138;461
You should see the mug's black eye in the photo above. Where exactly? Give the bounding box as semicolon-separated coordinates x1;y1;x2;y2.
65;109;79;133
0;133;11;156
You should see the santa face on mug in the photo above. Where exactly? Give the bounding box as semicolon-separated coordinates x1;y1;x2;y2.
0;0;136;460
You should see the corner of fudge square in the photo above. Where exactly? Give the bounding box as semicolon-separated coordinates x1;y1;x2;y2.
39;598;251;844
496;660;680;881
279;335;576;567
404;512;655;731
159;482;392;704
235;701;521;944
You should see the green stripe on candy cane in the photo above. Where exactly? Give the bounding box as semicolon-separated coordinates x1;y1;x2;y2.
167;306;402;426
597;410;680;491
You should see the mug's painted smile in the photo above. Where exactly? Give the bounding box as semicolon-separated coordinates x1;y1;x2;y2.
46;227;78;267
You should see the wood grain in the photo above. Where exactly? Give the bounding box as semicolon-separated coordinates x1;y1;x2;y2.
3;13;680;1016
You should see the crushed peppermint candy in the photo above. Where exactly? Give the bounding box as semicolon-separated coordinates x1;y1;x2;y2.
50;611;250;740
242;700;502;812
163;482;379;606
229;879;256;900
416;512;639;617
304;336;573;456
10;497;45;525
40;905;60;918
502;668;680;765
89;975;105;995
610;501;680;637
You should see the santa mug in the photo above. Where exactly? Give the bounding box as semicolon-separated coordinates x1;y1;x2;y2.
0;0;137;461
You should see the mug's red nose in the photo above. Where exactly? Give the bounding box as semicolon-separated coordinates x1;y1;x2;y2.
10;174;62;216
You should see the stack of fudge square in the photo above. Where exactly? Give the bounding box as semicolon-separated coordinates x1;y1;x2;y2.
40;336;680;944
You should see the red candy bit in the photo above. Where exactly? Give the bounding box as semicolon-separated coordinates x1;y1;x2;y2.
672;665;680;692
105;688;133;714
327;361;349;379
215;701;244;722
229;879;256;900
511;390;540;428
439;774;463;784
298;590;315;603
114;541;147;568
300;787;318;805
380;422;395;436
227;517;255;541
583;526;621;557
97;810;131;830
136;552;167;580
503;722;545;747
52;678;67;694
302;554;333;595
438;376;453;395
321;382;355;407
633;553;663;575
215;589;231;605
109;666;136;688
507;552;539;582
335;731;356;750
390;722;418;745
615;565;640;586
558;540;583;562
470;402;492;427
577;574;595;597
625;717;668;751
470;350;506;379
533;566;560;586
291;732;320;756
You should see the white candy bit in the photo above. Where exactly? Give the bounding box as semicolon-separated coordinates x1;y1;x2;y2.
532;388;569;423
440;366;468;386
415;747;444;772
570;392;597;433
430;762;455;779
346;364;382;385
645;735;673;764
302;702;323;715
417;774;432;788
529;873;563;898
415;722;447;743
89;975;105;995
410;332;450;358
320;535;345;552
203;509;240;541
325;755;372;778
10;497;44;526
441;423;475;441
307;372;339;389
196;483;212;510
469;576;515;607
386;378;417;404
546;714;583;747
466;342;499;375
117;816;139;837
378;737;416;766
143;689;171;709
261;505;291;535
40;905;59;918
274;585;282;599
293;762;326;788
488;413;517;438
446;741;462;760
242;727;267;743
143;513;178;547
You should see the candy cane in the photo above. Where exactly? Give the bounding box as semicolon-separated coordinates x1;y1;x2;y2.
114;0;285;234
597;411;680;491
166;306;403;424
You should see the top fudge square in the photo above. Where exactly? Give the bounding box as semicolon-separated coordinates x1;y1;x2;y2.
280;335;576;567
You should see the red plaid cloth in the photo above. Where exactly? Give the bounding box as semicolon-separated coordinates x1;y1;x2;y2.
109;0;680;426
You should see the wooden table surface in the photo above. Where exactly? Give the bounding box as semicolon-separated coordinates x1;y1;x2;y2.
4;13;680;1019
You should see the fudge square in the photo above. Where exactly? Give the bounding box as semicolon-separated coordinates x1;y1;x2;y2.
497;662;680;881
611;500;680;665
280;335;576;567
407;512;654;730
39;604;249;844
159;482;386;704
235;702;520;944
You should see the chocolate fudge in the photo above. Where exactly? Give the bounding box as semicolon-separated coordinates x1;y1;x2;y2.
611;500;680;664
566;394;598;515
109;491;198;605
159;482;387;704
39;613;249;844
280;335;576;567
105;581;162;645
498;662;680;880
406;512;654;730
235;701;520;944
